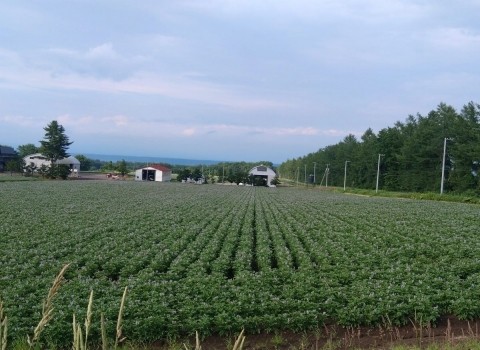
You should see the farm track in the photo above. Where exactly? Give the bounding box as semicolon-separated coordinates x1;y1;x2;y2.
1;181;480;347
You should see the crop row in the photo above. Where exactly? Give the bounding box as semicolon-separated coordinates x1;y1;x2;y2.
1;181;480;346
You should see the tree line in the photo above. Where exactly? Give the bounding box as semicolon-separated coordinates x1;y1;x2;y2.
278;101;480;195
174;161;277;185
3;119;277;184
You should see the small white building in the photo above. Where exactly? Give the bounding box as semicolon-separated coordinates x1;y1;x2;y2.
23;153;81;176
135;164;172;182
249;165;277;187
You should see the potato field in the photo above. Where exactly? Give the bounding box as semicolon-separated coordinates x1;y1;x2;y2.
1;181;479;346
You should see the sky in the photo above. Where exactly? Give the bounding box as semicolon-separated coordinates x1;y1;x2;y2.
1;1;479;163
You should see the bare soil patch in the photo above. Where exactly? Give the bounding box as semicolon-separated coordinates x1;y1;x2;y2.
151;317;480;349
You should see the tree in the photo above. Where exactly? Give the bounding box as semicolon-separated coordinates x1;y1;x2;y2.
270;176;281;186
191;167;203;181
37;164;50;178
39;120;73;163
6;158;24;175
355;128;379;189
278;100;480;194
116;159;128;176
75;155;93;171
56;164;71;180
17;143;39;158
177;168;191;182
101;161;115;172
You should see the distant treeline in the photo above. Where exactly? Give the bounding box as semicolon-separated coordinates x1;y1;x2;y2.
278;101;480;195
174;161;275;184
3;144;275;181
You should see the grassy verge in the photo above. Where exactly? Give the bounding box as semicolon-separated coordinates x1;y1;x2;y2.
279;178;480;204
339;188;480;204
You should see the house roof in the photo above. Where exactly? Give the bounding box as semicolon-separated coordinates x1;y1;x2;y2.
249;165;276;176
23;153;80;164
24;153;46;161
0;146;16;155
56;156;80;165
142;164;171;172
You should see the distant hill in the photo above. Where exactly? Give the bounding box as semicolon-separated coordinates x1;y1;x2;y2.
79;153;221;166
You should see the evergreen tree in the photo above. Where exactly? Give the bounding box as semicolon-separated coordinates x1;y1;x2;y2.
39;120;73;163
278;101;480;194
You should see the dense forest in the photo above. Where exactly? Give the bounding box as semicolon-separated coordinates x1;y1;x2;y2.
278;102;480;195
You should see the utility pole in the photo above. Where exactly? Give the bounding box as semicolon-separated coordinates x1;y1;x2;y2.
319;169;326;187
325;164;330;188
296;167;299;186
304;164;307;185
376;154;384;193
344;160;350;191
313;162;317;185
441;137;451;195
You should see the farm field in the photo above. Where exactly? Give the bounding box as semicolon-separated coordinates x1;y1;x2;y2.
1;181;480;347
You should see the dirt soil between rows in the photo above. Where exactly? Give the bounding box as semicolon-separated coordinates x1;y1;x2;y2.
151;317;480;349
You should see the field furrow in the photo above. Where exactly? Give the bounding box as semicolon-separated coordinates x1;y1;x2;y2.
1;181;480;345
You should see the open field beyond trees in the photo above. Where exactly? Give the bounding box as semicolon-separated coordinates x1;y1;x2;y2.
1;181;480;348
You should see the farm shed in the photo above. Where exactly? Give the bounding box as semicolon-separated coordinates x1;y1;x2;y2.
0;146;17;172
249;165;277;187
23;153;81;176
135;164;172;182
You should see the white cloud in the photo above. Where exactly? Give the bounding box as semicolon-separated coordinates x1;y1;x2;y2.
0;56;288;110
100;115;129;127
0;115;44;128
0;48;21;63
57;114;94;126
85;43;119;60
46;48;78;57
182;128;196;136
140;34;183;49
66;115;356;139
426;27;480;51
180;0;428;24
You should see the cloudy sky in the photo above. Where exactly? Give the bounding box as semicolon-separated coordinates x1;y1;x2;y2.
1;1;479;163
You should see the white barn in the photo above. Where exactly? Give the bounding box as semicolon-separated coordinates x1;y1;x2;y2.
23;153;81;176
249;165;277;187
135;164;172;182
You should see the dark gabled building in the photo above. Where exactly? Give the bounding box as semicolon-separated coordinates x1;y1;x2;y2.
0;146;17;172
